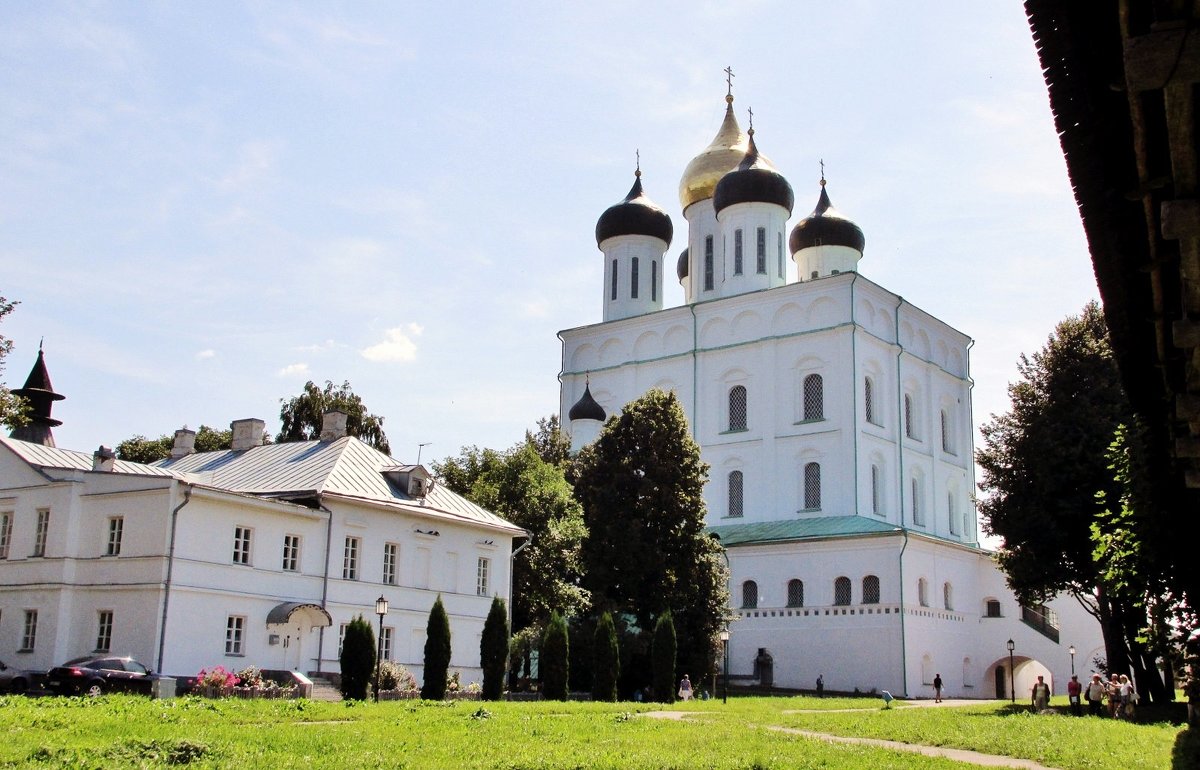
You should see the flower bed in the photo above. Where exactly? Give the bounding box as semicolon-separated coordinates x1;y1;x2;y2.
193;666;299;700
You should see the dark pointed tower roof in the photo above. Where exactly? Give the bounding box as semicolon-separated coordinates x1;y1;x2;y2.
713;128;794;216
9;346;64;447
789;180;866;254
595;169;674;247
568;382;606;422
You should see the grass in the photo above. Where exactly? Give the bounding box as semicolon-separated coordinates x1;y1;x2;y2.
0;694;1190;769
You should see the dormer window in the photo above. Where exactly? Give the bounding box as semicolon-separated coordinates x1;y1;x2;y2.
383;465;434;498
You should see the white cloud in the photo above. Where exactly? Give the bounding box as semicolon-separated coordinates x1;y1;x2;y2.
295;339;336;354
195;349;216;360
278;362;310;377
361;323;423;363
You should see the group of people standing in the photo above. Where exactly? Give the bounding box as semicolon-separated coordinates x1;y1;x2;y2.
1076;673;1136;718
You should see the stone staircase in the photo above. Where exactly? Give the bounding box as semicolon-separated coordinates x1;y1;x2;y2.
307;676;343;702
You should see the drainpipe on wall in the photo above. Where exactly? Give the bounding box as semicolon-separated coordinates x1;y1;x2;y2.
965;338;978;544
897;527;910;698
508;534;532;630
315;497;334;674
893;296;910;698
156;483;192;673
849;274;860;515
690;302;699;439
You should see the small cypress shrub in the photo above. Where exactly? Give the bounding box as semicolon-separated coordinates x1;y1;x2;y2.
480;596;509;700
541;611;570;701
651;611;676;703
592;612;619;702
421;595;452;700
339;615;376;701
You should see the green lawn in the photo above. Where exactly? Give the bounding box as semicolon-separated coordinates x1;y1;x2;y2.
0;694;1191;769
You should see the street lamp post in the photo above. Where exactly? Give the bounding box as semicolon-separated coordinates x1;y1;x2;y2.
720;629;730;704
1068;645;1076;677
374;595;388;702
1006;639;1016;704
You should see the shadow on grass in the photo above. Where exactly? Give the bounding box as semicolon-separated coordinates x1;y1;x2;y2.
1173;727;1198;770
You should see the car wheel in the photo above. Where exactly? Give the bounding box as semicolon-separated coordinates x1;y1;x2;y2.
85;681;104;697
9;678;26;695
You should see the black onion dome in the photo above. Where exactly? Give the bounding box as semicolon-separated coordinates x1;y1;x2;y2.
595;174;674;247
676;248;689;280
712;134;794;216
789;184;866;253
568;383;606;422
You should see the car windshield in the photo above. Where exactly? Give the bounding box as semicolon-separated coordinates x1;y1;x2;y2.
125;660;148;675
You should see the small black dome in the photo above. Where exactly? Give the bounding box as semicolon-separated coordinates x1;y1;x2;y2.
568;383;606;422
712;134;794;216
595;174;673;247
676;248;689;280
789;184;865;254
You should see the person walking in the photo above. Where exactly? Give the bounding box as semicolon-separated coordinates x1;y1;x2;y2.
1031;675;1051;712
677;674;693;701
1106;674;1121;718
933;673;943;703
1066;675;1082;716
1085;673;1106;716
1117;674;1135;719
816;674;824;698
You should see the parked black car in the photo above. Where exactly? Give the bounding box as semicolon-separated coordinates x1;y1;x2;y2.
46;655;163;696
0;660;34;694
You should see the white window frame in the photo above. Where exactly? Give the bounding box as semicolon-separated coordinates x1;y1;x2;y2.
233;526;252;565
96;610;113;652
383;542;399;585
0;511;11;559
106;516;123;557
338;623;348;657
33;508;49;557
20;609;37;651
225;615;245;656
343;536;361;580
476;556;490;597
380;626;394;662
282;534;301;572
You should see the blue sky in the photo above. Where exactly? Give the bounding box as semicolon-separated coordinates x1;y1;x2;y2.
1;2;1097;471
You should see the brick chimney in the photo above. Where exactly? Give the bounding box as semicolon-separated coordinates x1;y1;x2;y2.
320;410;348;442
170;428;197;459
230;418;266;451
92;445;116;472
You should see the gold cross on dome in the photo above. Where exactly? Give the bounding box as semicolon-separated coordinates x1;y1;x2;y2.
724;66;735;97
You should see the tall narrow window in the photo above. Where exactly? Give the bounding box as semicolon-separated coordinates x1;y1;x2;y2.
787;579;804;607
985;599;1002;618
383;542;398;585
777;231;784;277
803;462;822;509
756;227;766;273
948;492;959;535
33;508;49;557
944;582;954;611
380;627;393;661
864;378;877;425
862;575;880;604
834;576;852;606
802;374;824;420
96;610;113;652
871;465;882;515
343;536;360;580
941;410;953;453
918;578;929;607
651;260;658;301
233;526;252;565
338;624;348;656
225;615;245;655
728;385;747;431
106;517;123;556
20;610;37;651
0;511;13;559
741;580;758;609
282;534;300;572
704;235;714;291
904;394;916;439
631;257;639;299
911;478;924;526
727;470;744;517
734;229;743;274
476;557;491;596
610;259;618;301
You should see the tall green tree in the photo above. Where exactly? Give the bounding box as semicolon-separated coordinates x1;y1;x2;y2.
541;611;569;701
116;425;233;463
572;389;729;685
421;596;451;700
591;612;619;702
976;302;1142;683
0;297;28;431
480;596;509;701
651;611;677;703
339;615;376;701
277;380;390;454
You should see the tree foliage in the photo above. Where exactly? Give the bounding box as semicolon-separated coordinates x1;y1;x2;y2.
116;425;233;464
0;297;29;431
338;615;376;701
277;380;390;454
421;596;452;700
541;611;570;701
591;612;619;702
572;389;729;684
651;611;677;703
480;596;509;700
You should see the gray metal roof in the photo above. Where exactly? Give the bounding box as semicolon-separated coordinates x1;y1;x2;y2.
0;436;184;478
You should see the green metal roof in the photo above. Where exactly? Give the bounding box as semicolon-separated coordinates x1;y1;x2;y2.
708;516;900;546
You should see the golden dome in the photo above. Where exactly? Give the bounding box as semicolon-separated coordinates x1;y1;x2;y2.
678;96;749;211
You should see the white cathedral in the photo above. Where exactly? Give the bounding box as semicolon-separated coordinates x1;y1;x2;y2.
557;87;1103;699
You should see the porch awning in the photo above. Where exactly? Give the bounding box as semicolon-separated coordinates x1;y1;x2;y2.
265;602;332;628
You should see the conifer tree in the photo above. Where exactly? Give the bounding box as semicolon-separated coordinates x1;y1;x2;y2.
591;611;619;702
541;611;570;701
651;611;676;703
421;595;452;700
338;615;376;701
480;596;509;700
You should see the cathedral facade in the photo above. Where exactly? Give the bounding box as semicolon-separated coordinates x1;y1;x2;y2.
558;89;1102;698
